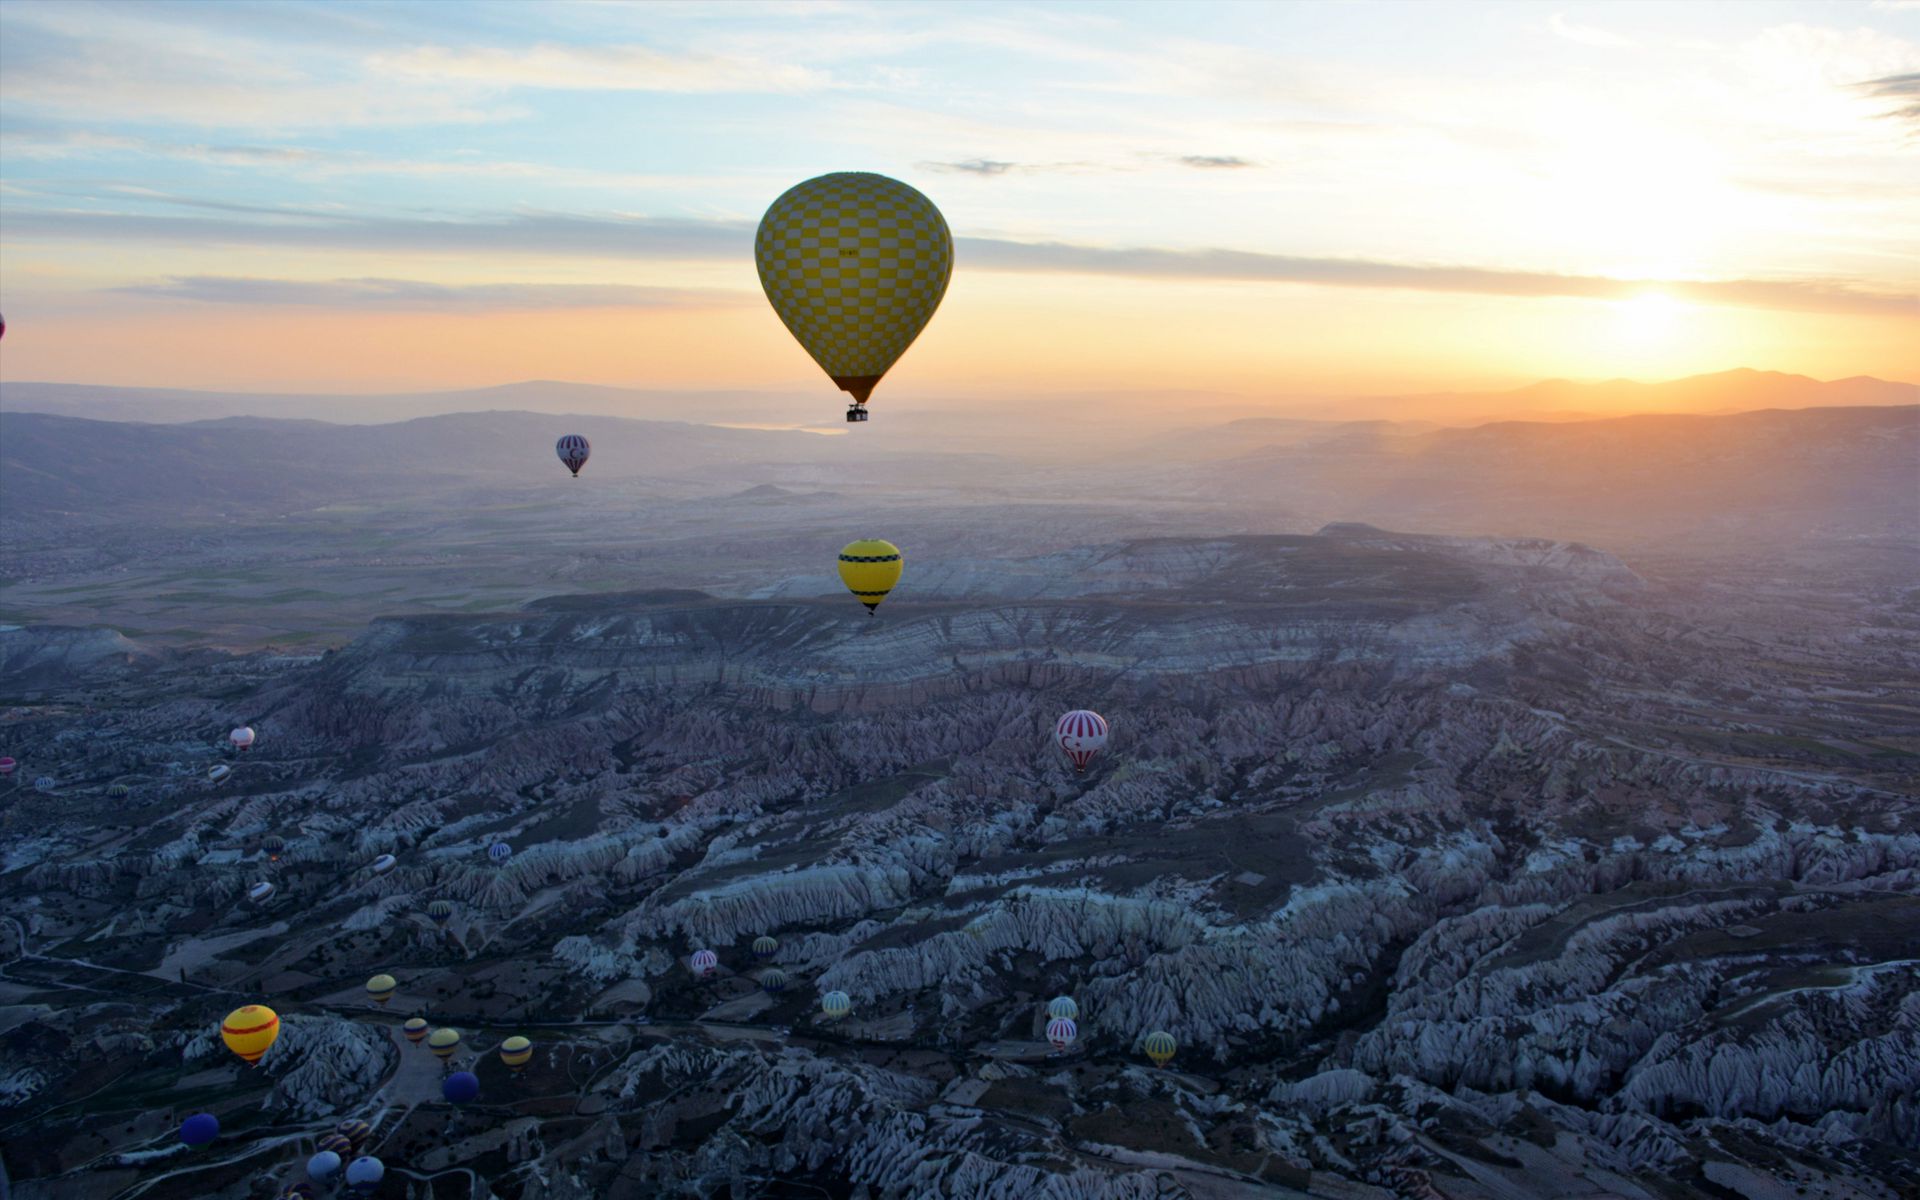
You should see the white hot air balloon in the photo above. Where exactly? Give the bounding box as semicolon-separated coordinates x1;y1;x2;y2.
1054;710;1109;773
207;764;232;784
230;727;256;751
372;853;397;875
555;435;590;478
1047;1016;1078;1051
248;881;275;904
690;949;718;978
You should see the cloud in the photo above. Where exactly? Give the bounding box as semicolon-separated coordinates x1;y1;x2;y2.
1178;155;1256;169
7;207;1910;317
112;275;754;311
922;159;1017;176
1856;71;1920;125
1548;13;1636;50
368;42;830;93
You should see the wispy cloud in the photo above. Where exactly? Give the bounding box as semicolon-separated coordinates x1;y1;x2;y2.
9;206;1910;317
113;275;753;311
1548;13;1636;50
1178;155;1256;169
1856;71;1920;125
921;159;1017;176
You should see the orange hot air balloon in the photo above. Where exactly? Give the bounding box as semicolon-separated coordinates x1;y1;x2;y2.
221;1004;280;1065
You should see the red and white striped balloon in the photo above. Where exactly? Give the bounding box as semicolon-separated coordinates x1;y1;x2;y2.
1046;1016;1078;1051
1054;710;1109;773
690;949;718;978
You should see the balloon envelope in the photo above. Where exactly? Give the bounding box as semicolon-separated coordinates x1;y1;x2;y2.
821;990;851;1019
248;881;274;903
428;1027;461;1059
1047;1017;1078;1049
690;949;718;977
837;540;902;614
221;1004;280;1064
180;1112;219;1145
344;1156;384;1187
443;1071;480;1104
556;434;590;476
403;1017;430;1043
754;172;952;410
488;841;511;862
751;935;778;960
230;726;256;749
500;1035;533;1069
1048;996;1078;1021
307;1150;343;1181
0;756;15;775
372;853;397;874
1055;710;1110;772
1144;1030;1177;1065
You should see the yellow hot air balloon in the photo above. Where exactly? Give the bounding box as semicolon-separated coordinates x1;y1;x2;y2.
755;172;952;422
838;540;903;615
427;1027;461;1061
1143;1030;1177;1067
403;1017;430;1045
221;1004;280;1065
366;974;397;1006
499;1035;533;1072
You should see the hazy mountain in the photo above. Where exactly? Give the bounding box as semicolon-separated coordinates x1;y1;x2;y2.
1199;402;1920;545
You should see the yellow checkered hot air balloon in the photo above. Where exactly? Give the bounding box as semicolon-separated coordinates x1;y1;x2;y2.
220;1004;280;1065
838;539;903;615
755;172;952;423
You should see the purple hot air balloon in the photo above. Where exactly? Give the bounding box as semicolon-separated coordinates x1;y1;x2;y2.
443;1070;480;1105
180;1112;219;1145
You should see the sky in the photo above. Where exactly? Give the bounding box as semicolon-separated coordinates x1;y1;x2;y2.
0;0;1916;402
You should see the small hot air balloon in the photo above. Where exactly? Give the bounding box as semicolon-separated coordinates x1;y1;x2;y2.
821;990;851;1020
760;968;789;995
307;1150;343;1183
336;1118;372;1149
499;1035;533;1072
34;775;55;793
1048;996;1078;1021
316;1133;353;1158
427;899;454;927
428;1027;461;1061
371;853;397;875
207;764;232;784
107;783;131;798
443;1070;480;1104
752;935;778;961
1047;1016;1077;1051
755;172;953;422
1143;1030;1177;1067
1055;710;1109;773
366;974;397;1006
221;1004;280;1065
344;1155;385;1193
403;1017;430;1045
555;435;590;478
262;835;285;862
488;841;511;863
837;539;902;615
230;726;256;751
690;948;718;978
248;881;275;904
179;1112;220;1146
0;756;15;776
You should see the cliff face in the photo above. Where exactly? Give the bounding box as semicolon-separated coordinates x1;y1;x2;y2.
2;528;1914;1198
